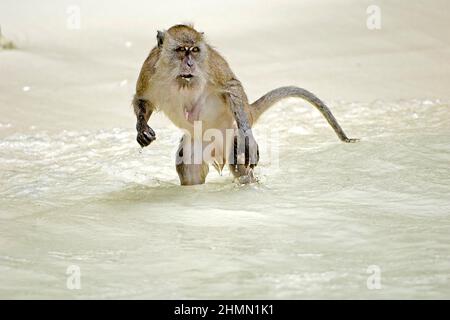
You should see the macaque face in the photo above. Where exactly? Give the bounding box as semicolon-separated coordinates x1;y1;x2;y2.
161;26;207;87
173;45;202;80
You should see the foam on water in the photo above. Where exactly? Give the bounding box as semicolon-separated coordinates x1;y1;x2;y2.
0;99;449;298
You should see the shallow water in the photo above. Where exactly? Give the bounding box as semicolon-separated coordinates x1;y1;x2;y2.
0;99;449;299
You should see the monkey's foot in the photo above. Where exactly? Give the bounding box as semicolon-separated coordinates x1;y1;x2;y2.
136;125;156;147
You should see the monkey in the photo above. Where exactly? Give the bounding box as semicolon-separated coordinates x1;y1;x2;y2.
132;24;358;186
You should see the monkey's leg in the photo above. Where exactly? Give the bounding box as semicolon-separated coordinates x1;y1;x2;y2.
175;135;209;186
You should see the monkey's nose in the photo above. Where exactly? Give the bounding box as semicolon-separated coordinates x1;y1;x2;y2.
187;61;194;67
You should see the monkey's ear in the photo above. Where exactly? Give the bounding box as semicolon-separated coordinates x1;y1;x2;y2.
157;30;165;48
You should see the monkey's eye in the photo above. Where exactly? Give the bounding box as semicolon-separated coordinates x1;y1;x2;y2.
192;47;200;52
175;47;186;52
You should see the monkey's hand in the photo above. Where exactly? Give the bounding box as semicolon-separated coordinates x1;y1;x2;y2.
136;122;156;147
236;129;259;169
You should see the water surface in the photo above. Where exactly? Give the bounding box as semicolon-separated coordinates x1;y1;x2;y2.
1;99;449;298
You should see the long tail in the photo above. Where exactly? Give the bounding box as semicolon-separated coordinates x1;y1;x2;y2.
250;86;358;143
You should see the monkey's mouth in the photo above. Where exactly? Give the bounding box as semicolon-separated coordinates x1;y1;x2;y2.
179;74;194;81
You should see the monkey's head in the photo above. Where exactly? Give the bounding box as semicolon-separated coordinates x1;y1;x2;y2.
157;24;208;88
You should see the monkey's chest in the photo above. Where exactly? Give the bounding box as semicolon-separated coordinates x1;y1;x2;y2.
159;90;232;132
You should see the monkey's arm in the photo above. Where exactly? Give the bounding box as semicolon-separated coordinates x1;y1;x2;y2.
225;79;252;130
133;47;160;147
133;96;156;147
224;78;259;167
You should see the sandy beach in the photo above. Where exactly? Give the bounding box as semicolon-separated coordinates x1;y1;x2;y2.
1;0;449;134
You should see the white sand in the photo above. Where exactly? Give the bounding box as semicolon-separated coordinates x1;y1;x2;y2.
1;0;449;135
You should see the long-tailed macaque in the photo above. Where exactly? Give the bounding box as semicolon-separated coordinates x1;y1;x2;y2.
132;24;358;185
